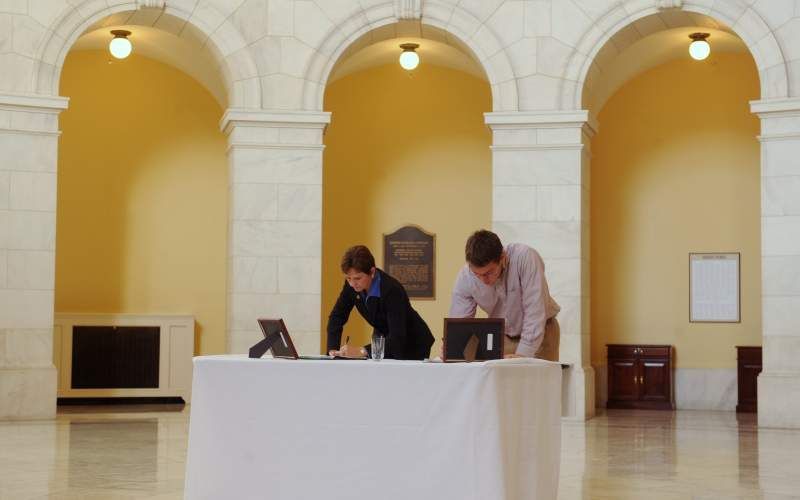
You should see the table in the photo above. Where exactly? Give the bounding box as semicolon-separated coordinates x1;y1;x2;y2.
184;355;562;500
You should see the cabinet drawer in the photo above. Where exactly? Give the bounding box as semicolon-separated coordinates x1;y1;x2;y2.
639;347;671;358
607;345;671;358
607;345;637;358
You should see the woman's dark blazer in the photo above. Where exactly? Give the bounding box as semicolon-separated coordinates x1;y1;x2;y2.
326;268;434;360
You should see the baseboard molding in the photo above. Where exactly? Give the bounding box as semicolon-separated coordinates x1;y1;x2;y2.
0;366;57;420
57;396;185;405
594;365;737;411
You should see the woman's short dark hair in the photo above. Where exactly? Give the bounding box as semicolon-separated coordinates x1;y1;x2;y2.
340;245;375;274
465;230;503;267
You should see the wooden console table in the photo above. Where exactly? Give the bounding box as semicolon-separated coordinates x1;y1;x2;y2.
736;346;762;413
607;344;674;410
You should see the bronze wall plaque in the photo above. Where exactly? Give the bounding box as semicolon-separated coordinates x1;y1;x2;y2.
383;225;435;299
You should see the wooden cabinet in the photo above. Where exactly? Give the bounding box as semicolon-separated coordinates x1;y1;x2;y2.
736;346;762;413
607;344;674;410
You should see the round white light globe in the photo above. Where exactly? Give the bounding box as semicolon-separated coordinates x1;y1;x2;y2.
109;37;132;59
689;39;710;60
399;50;419;70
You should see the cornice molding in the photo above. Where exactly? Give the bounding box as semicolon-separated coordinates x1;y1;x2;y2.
0;93;69;113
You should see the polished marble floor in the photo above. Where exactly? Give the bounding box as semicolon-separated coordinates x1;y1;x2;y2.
1;407;799;499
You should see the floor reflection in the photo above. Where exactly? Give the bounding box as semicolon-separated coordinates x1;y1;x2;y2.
558;409;800;500
1;406;799;499
67;419;159;488
0;405;188;500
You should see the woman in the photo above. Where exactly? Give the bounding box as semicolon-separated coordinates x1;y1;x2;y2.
327;245;434;360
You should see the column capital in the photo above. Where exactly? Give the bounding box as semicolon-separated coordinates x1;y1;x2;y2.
750;98;800;142
750;97;800;117
220;109;331;134
485;110;597;151
220;109;331;151
0;93;69;136
484;110;597;133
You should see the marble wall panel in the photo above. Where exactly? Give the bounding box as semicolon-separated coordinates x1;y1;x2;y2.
0;290;54;330
228;291;320;333
546;258;581;297
0;133;57;172
493;149;581;186
0;171;8;210
6;250;54;290
493;185;537;221
229;256;278;294
763;334;800;373
762;139;800;177
277;256;321;294
762;255;800;295
537;184;580;221
2;329;52;367
762;216;800;256
494;221;580;259
231;220;321;257
524;1;551;37
758;373;800;428
9;172;56;212
231;183;279;221
229;148;322;185
277;184;321;221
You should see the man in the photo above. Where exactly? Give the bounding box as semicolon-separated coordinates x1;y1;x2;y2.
449;229;560;360
327;245;434;360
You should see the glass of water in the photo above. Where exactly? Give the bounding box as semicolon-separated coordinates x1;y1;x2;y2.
371;334;385;361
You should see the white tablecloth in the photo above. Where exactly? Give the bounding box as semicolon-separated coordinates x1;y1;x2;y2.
184;355;561;500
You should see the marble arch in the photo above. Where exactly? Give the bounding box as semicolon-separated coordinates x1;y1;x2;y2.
33;1;261;108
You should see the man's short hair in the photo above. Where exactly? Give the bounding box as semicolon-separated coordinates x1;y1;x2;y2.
465;230;503;267
340;245;375;274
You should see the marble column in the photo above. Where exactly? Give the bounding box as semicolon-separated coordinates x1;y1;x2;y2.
0;93;67;419
485;110;596;420
220;109;329;355
752;97;800;429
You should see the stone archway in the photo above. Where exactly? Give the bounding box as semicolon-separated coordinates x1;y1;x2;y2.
560;1;789;110
0;0;262;419
302;0;516;112
33;1;261;108
560;0;799;428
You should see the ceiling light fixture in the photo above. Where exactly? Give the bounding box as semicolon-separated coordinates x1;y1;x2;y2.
688;32;710;61
398;43;420;70
109;29;132;59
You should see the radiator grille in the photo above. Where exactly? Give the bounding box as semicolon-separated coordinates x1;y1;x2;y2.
71;326;160;389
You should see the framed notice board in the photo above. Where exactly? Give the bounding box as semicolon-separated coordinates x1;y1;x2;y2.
383;225;435;299
689;252;740;323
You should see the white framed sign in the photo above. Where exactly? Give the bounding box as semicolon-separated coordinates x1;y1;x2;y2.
689;253;741;323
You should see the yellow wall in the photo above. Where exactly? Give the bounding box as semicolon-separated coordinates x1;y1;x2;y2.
591;53;761;369
322;63;491;352
56;51;228;354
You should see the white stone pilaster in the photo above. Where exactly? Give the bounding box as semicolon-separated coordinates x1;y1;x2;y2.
221;109;330;356
752;97;800;429
485;110;596;420
0;92;67;420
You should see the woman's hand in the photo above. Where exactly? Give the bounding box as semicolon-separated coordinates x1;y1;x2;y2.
329;344;367;358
